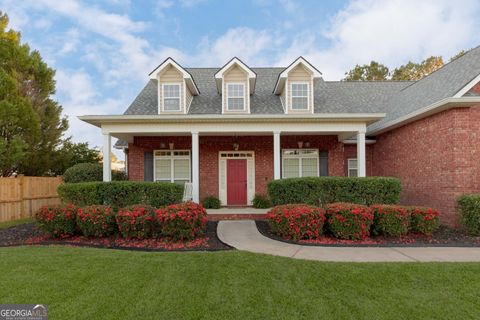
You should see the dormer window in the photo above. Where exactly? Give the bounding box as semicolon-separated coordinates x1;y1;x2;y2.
291;83;309;110
227;83;245;111
163;83;181;111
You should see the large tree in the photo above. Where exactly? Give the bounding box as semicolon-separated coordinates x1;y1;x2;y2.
391;56;444;81
0;12;98;176
343;61;389;81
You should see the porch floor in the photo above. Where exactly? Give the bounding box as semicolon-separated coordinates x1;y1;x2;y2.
206;207;268;221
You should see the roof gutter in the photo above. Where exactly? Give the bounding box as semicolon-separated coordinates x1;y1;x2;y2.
79;113;386;128
367;97;480;136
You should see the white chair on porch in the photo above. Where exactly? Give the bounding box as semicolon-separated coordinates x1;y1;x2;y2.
183;182;193;202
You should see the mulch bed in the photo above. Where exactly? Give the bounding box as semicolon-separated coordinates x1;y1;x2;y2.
256;220;480;247
0;221;232;252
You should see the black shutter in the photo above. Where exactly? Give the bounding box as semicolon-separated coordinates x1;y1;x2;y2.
144;152;153;181
319;151;329;176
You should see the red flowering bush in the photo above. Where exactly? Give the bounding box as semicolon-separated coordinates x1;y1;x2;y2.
408;206;440;235
116;205;156;239
34;204;77;237
266;204;325;240
156;201;207;241
371;205;410;236
76;205;116;237
325;203;373;240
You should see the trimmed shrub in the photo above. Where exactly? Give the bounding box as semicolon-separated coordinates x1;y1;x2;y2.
58;181;183;208
63;162;127;183
156;202;208;241
266;204;325;240
325;203;373;240
408;206;440;235
371;205;410;236
116;205;156;239
267;177;401;207
457;194;480;235
76;205;116;237
34;204;77;237
202;196;221;209
252;194;272;209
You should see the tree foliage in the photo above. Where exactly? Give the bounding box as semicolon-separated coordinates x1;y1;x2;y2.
391;56;444;81
343;61;389;81
50;140;101;176
0;12;99;176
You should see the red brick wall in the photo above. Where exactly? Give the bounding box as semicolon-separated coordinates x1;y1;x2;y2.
128;134;346;202
371;106;480;226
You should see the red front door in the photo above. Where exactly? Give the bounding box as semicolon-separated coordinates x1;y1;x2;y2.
227;159;247;205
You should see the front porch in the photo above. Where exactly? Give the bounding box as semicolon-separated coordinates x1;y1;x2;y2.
80;114;379;205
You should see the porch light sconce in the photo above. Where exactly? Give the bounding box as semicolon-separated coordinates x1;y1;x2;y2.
160;142;166;149
233;142;240;151
297;141;304;149
304;141;311;148
169;142;174;150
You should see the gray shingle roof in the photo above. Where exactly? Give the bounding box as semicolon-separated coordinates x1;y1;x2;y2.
122;45;480;130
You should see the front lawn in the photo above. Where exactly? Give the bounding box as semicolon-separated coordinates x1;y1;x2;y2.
0;247;479;319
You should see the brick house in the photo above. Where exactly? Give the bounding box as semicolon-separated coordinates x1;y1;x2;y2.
80;51;480;225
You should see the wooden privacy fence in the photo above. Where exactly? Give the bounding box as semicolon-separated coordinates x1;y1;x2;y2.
0;175;63;223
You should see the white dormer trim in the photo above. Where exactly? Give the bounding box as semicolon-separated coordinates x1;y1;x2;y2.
149;57;200;96
453;73;480;97
215;57;256;94
273;56;321;95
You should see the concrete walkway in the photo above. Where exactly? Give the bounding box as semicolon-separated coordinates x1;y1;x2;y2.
217;220;480;262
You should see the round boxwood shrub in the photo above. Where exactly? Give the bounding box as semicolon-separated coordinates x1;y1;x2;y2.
76;205;116;237
266;204;325;240
325;202;373;240
457;194;480;235
371;205;410;236
252;194;271;209
116;205;156;239
34;204;77;237
202;196;221;209
408;206;440;235
156;202;208;241
63;163;126;183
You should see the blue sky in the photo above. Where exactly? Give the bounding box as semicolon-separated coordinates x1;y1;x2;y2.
2;0;480;157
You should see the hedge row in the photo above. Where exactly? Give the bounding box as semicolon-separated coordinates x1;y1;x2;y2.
35;202;207;241
266;203;440;240
458;194;480;235
267;177;401;207
57;181;183;208
63;163;126;183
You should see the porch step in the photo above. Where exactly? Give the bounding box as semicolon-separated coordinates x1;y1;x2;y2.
207;214;267;221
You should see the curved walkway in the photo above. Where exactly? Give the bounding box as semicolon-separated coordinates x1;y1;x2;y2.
217;221;480;262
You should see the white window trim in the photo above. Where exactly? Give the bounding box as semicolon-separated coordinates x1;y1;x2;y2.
153;149;191;183
290;81;310;111
226;82;246;112
347;158;358;177
162;83;182;112
281;149;319;178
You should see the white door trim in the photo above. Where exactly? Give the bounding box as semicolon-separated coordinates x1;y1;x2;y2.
218;151;255;206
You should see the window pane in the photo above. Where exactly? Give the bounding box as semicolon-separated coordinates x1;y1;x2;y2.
164;98;180;111
301;158;318;177
228;97;245;110
174;159;190;180
155;159;171;181
348;159;358;169
292;97;308;109
283;158;299;178
228;84;244;97
349;169;358;177
164;84;180;98
291;83;308;97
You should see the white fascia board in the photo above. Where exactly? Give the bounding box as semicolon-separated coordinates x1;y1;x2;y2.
453;73;480;97
214;57;256;79
368;97;480;136
273;57;322;94
149;58;200;95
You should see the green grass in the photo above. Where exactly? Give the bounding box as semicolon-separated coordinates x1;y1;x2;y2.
0;247;479;319
0;218;32;229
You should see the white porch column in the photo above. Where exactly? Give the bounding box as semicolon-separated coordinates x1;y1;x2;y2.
191;131;200;203
357;130;366;177
273;131;281;180
103;132;111;182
